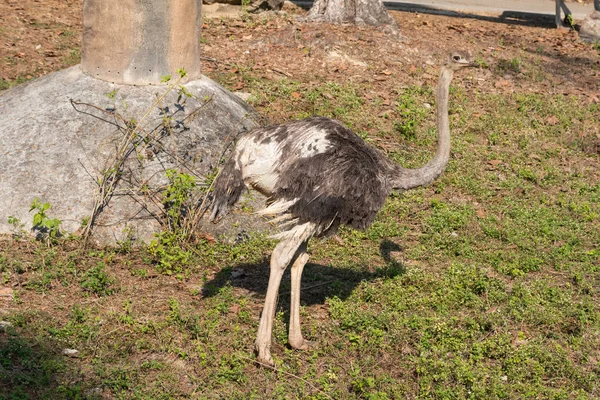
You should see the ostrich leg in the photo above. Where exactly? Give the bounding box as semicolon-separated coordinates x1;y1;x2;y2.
255;238;301;365
255;223;316;365
289;243;311;350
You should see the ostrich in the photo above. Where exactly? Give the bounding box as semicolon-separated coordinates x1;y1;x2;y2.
210;52;476;366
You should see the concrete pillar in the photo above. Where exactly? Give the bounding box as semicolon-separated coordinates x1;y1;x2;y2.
81;0;202;85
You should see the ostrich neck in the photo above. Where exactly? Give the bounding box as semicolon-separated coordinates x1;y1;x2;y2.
389;66;454;191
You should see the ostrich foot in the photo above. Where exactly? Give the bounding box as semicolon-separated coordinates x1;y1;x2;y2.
255;342;274;367
289;336;314;351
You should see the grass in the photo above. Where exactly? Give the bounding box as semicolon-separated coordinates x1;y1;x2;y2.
0;76;34;91
2;83;598;398
2;14;600;400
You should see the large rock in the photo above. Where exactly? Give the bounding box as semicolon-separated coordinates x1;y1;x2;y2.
0;66;267;244
579;10;600;43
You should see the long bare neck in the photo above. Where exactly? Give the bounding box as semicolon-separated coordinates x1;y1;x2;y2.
389;66;454;191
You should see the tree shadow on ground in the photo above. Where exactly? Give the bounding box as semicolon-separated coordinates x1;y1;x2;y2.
385;4;559;29
202;239;406;306
0;328;90;399
292;1;560;29
521;46;600;90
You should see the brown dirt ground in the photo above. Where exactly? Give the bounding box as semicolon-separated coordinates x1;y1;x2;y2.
0;0;81;84
1;1;599;101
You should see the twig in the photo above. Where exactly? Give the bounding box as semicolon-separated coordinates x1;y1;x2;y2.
180;95;214;124
91;325;127;358
279;281;335;297
77;158;101;189
199;56;235;69
96;325;126;339
75;75;188;242
271;67;293;78
70;100;124;129
190;121;248;230
76;89;215;241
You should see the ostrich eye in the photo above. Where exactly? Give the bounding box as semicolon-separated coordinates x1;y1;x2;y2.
453;55;462;61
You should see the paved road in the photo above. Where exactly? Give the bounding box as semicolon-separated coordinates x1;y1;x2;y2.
384;0;591;20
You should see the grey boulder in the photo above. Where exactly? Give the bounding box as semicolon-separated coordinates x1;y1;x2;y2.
579;10;600;43
0;66;266;244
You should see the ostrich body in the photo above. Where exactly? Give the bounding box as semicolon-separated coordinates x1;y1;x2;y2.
210;53;475;366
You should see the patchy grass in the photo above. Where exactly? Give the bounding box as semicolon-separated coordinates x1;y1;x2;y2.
2;82;599;397
2;8;600;400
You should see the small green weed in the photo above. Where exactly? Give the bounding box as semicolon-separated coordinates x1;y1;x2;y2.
148;231;193;276
565;13;575;29
7;215;25;238
394;86;432;140
163;169;197;231
497;57;522;74
80;262;116;296
29;198;62;242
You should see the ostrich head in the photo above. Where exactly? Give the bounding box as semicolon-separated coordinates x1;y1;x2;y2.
446;51;477;70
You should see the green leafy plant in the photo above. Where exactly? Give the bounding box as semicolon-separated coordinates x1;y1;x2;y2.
81;262;116;296
498;57;522;74
146;169;201;276
7;215;26;238
147;231;193;277
163;169;197;230
394;86;431;139
565;13;575;29
29;198;62;242
105;89;118;99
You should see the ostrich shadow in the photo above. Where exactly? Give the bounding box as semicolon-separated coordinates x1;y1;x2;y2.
202;239;406;307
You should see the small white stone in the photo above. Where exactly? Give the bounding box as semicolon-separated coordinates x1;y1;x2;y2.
86;387;103;396
501;375;508;382
0;321;13;331
62;348;79;357
450;231;458;237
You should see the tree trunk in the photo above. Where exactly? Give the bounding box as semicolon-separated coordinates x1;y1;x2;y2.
306;0;397;28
